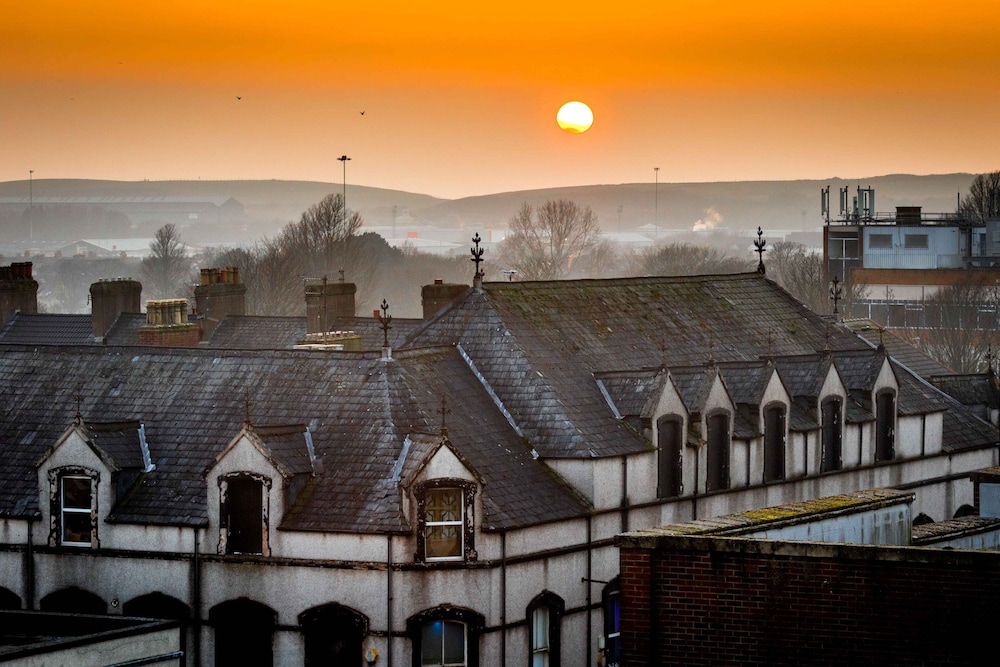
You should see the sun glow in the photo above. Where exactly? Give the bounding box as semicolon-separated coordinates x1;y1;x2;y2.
556;101;593;134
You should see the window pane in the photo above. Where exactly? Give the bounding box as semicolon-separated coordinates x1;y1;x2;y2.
62;511;92;544
441;621;465;664
421;621;443;665
426;525;462;559
904;234;928;249
532;606;549;648
62;477;91;509
426;489;461;522
869;234;892;249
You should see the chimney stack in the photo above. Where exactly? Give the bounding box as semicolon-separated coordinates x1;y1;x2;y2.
421;279;468;319
194;266;247;340
90;278;142;339
305;279;356;334
137;299;200;347
0;262;39;324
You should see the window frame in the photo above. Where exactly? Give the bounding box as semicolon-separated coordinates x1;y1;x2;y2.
705;411;730;492
602;578;621;667
414;479;477;563
821;397;843;472
875;389;896;463
407;606;483;667
47;466;100;548
868;233;893;249
763;402;787;483
218;472;272;556
656;415;684;499
527;591;564;667
904;234;929;249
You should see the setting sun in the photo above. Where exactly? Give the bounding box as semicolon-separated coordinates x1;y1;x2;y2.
556;101;594;134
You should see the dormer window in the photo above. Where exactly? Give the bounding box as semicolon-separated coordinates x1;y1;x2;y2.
415;480;477;563
656;415;683;498
706;412;730;492
48;467;100;548
219;473;271;556
763;404;786;482
60;475;94;546
875;390;896;462
425;488;464;560
821;398;843;472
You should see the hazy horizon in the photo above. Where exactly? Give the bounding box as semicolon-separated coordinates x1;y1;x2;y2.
4;3;999;200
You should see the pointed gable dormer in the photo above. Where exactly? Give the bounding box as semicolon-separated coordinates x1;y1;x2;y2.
36;418;152;548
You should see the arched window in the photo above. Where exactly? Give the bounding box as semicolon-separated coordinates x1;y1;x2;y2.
602;578;621;667
210;598;276;667
122;592;190;621
40;587;106;615
706;412;730;492
407;606;483;667
821;398;843;472
299;603;368;667
527;592;564;667
763;404;786;482
875;390;896;462
656;416;683;498
0;587;21;611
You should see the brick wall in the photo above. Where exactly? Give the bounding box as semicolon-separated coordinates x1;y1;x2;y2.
620;539;1000;666
136;325;201;347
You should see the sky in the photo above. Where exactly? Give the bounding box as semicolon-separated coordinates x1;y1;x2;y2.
3;1;1000;199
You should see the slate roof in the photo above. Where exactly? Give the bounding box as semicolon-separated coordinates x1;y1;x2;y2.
0;344;590;532
81;421;146;471
845;319;955;377
0;313;97;346
930;373;1000;411
205;315;422;350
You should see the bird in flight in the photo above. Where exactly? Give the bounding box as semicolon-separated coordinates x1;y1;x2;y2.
360;110;365;115
237;96;242;100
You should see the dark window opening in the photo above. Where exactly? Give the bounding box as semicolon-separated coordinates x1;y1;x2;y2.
602;579;621;667
225;477;263;555
40;587;106;615
869;234;892;249
821;398;843;472
763;405;786;482
656;416;683;498
706;413;730;492
299;603;368;667
122;592;191;621
876;391;895;462
210;598;276;667
0;588;21;611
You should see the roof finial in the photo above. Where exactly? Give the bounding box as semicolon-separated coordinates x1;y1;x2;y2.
830;275;843;319
338;267;345;282
439;395;451;435
244;389;253;428
470;233;485;281
378;299;393;347
73;395;83;426
754;227;767;275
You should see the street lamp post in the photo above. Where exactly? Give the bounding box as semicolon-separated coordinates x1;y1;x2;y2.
337;155;351;225
654;167;660;237
28;170;33;243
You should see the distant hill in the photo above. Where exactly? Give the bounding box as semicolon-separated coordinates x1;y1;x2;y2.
0;174;977;243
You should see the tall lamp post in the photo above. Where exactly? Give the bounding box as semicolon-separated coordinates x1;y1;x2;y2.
654;166;660;238
337;155;351;225
28;169;33;243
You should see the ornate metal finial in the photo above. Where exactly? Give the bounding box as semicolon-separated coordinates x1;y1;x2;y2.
378;299;393;347
439;395;451;435
338;268;345;282
244;390;253;428
470;233;485;278
73;395;83;425
754;227;767;274
830;275;843;316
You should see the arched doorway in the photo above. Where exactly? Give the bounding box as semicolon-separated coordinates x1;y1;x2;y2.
299;602;368;666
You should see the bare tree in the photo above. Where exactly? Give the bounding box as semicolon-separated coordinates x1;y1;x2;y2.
639;243;752;277
911;275;997;373
960;171;1000;223
141;224;192;299
768;242;828;313
501;200;599;280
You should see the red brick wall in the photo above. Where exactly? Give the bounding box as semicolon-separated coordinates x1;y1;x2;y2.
620;543;1000;666
136;326;201;347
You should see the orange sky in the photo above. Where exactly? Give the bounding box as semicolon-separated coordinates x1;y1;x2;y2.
3;1;999;198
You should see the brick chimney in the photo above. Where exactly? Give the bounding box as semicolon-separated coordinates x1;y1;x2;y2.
305;279;356;334
0;262;38;323
137;299;200;347
90;278;142;339
421;279;468;319
194;266;247;340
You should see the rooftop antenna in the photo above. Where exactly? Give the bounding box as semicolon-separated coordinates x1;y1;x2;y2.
821;185;831;224
754;227;767;275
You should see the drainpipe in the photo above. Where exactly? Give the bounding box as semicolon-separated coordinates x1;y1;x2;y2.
692;448;700;521
586;516;592;667
192;527;201;667
386;534;393;667
620;456;629;532
24;520;34;609
500;531;507;666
